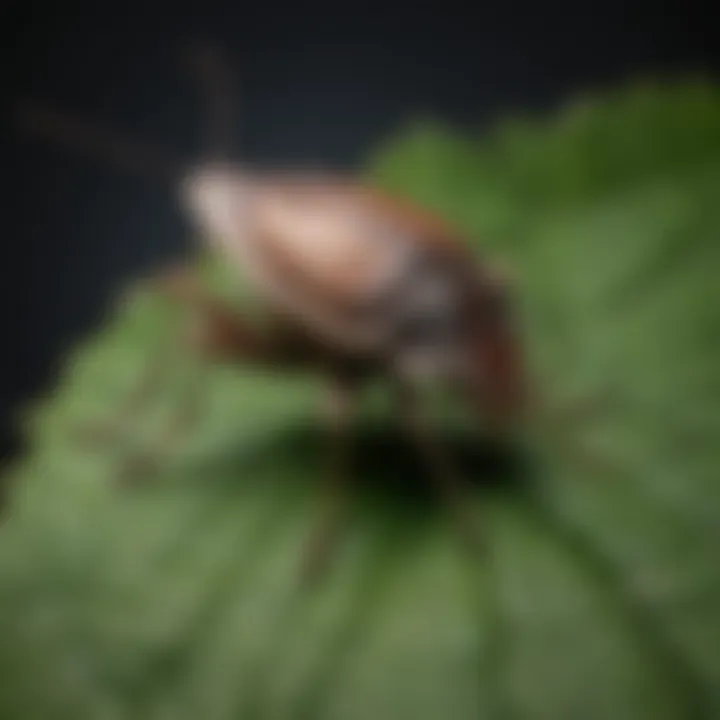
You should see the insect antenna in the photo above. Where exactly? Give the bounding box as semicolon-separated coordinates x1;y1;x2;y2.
184;41;239;163
13;99;182;183
10;52;239;479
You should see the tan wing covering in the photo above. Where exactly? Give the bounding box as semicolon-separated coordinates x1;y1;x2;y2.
250;182;414;304
189;172;475;350
236;178;473;349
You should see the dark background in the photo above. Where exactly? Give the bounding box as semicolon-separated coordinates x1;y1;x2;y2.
2;1;718;458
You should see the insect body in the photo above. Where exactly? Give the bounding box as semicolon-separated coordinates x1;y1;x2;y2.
16;46;526;581
181;166;524;422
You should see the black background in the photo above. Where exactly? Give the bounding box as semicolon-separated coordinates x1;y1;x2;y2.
2;1;718;457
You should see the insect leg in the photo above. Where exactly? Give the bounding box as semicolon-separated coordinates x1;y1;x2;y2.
116;360;207;485
73;329;177;450
392;379;485;556
299;377;358;585
114;268;282;484
73;265;206;450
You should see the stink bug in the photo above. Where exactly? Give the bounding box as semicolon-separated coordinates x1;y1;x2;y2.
15;45;528;580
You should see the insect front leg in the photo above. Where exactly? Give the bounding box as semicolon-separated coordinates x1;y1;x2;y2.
299;376;359;585
113;358;207;485
118;265;298;484
79;264;281;484
71;270;195;451
74;340;174;448
392;379;485;556
71;266;208;481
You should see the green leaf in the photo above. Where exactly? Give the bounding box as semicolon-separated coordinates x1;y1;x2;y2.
2;80;720;719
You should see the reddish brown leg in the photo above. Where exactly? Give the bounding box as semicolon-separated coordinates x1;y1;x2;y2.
79;265;282;483
393;380;485;555
299;377;358;585
72;270;179;453
75;340;175;448
115;364;206;485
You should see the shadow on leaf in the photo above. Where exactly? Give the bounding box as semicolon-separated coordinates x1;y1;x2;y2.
178;417;533;512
